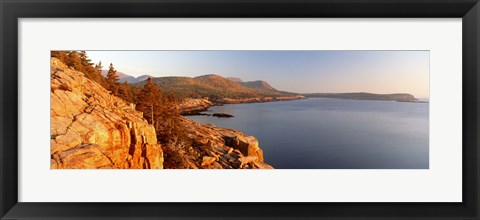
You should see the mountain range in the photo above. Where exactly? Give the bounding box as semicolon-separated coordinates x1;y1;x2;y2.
133;74;296;100
101;70;152;83
103;70;418;102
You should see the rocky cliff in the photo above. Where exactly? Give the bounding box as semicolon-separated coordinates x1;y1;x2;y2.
50;58;273;169
50;58;163;169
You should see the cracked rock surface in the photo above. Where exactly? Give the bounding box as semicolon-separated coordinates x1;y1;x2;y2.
50;58;163;169
177;118;274;169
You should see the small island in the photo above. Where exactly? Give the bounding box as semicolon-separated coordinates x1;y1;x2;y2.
212;113;234;118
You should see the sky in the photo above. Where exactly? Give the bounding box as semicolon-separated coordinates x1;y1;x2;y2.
86;50;429;98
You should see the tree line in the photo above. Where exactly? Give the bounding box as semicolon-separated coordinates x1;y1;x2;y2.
51;51;184;144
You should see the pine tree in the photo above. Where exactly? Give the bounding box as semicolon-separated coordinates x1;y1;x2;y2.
155;92;183;143
118;81;133;103
66;51;82;69
133;78;185;144
51;51;109;89
136;77;162;128
106;63;119;94
78;51;92;68
51;51;68;63
94;61;103;75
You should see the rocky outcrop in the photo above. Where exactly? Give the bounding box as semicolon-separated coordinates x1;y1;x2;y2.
178;98;213;115
50;58;272;169
179;96;304;116
222;132;264;162
176;118;273;169
50;58;163;169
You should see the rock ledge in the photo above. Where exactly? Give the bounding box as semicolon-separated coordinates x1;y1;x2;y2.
50;58;163;169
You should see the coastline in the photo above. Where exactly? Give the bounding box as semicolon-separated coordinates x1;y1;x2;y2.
184;95;429;169
177;117;274;169
176;96;305;168
51;57;274;169
179;95;305;116
179;94;428;117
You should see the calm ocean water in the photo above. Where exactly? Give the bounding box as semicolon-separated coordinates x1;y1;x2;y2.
187;98;429;169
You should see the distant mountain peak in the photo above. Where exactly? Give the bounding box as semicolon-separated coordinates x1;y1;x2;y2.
195;74;223;79
132;73;295;100
134;75;153;81
100;70;153;83
227;77;244;83
101;70;131;79
241;80;276;91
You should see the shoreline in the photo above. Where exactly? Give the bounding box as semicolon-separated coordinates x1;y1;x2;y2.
179;95;430;117
180;95;428;117
179;95;305;116
179;117;273;169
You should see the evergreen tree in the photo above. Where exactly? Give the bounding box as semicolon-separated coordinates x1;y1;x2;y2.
106;63;119;94
135;78;184;143
118;81;133;103
66;51;82;69
130;86;141;104
155;92;183;143
78;51;91;67
94;61;103;75
51;51;108;90
51;51;68;63
92;61;106;86
136;77;162;128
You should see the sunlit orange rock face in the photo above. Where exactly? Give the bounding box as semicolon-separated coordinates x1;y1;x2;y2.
50;58;163;169
179;118;273;169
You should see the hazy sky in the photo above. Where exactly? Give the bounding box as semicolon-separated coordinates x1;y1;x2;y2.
87;50;429;98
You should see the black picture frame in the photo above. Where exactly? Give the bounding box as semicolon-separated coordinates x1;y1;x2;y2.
1;0;479;219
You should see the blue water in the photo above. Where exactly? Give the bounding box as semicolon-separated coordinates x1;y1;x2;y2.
187;98;429;169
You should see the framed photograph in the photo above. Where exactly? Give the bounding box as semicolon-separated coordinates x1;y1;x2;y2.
1;0;479;219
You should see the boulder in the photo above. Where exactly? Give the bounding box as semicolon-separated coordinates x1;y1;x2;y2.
201;156;217;167
238;156;258;168
222;134;264;162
